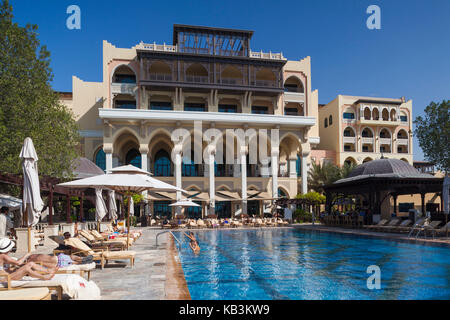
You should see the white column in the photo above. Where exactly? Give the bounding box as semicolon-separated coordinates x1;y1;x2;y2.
240;148;248;215
288;158;297;178
105;151;113;171
208;149;215;215
271;149;279;198
301;153;308;194
174;147;182;216
140;149;148;172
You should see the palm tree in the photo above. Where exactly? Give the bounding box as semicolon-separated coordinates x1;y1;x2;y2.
308;162;341;193
308;162;356;193
340;162;357;179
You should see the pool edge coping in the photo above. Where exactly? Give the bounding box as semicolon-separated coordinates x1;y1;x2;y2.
164;235;192;300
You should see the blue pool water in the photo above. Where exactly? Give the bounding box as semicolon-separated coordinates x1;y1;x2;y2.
174;228;450;300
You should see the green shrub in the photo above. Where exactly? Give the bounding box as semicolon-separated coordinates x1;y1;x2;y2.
294;208;312;223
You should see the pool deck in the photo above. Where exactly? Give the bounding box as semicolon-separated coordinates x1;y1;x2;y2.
10;227;190;300
293;224;450;247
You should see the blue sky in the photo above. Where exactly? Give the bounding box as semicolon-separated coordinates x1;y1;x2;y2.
8;0;450;161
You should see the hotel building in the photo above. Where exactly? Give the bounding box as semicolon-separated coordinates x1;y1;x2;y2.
62;25;321;217
317;95;413;166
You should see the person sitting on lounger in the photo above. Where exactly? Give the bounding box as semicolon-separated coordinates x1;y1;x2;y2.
0;238;57;281
55;232;72;251
183;232;200;253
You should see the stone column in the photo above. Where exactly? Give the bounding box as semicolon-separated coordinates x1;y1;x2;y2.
207;147;216;215
173;144;183;216
241;147;248;215
271;148;279;198
288;157;297;178
140;146;149;172
301;151;309;194
104;145;113;171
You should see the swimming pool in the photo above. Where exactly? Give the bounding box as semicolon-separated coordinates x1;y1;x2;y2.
174;228;450;300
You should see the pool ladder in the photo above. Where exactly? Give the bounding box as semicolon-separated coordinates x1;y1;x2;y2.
156;230;182;247
408;220;428;239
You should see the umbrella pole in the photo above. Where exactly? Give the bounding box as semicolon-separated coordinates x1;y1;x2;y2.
23;204;31;253
126;191;131;250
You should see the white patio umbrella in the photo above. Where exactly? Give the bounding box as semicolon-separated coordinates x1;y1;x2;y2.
108;190;118;220
95;188;107;230
58;164;184;248
169;199;201;207
19;137;44;252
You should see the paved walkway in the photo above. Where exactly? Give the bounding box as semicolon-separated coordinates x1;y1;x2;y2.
89;227;170;300
10;227;180;300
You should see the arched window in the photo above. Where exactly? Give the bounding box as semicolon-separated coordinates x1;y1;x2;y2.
125;149;141;169
362;128;373;137
400;111;408;122
185;201;202;219
153;201;171;218
182;152;199;177
343;107;355;120
343;127;356;137
95;149;106;171
329;115;333;126
324;118;328;128
278;188;288;198
154;150;171;176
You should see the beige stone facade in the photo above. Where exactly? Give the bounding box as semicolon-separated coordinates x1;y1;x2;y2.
61;25;321;217
317;95;413;166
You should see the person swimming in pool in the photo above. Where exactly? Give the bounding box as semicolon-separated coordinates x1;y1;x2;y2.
182;231;200;254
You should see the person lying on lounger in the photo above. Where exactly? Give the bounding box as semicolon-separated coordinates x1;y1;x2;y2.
0;238;57;281
182;232;200;253
26;253;94;269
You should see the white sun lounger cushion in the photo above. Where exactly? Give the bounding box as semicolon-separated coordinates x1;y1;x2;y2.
1;274;101;300
59;262;96;271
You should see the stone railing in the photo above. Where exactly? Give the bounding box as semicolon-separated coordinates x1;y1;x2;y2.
111;83;137;95
249;50;285;60
139;42;177;52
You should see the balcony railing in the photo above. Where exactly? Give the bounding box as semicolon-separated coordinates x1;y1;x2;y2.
111;83;137;95
185;75;209;83
220;77;243;85
249;50;285;60
397;139;408;146
362;137;374;144
138;42;285;60
380;138;392;145
139;42;177;52
343;137;356;144
143;72;281;90
149;73;173;81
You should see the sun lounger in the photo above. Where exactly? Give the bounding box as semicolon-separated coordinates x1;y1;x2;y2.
0;287;51;300
0;273;100;300
429;221;450;237
417;220;443;238
79;230;130;249
383;219;415;233
197;219;206;228
375;218;402;231
188;220;198;229
90;229;137;246
64;237;136;270
364;219;389;229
